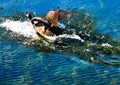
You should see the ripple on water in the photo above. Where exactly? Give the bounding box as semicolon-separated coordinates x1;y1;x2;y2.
0;10;120;84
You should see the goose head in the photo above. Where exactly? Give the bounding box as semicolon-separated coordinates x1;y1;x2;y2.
26;12;32;20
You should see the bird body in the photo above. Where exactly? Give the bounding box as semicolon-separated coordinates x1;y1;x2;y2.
26;10;72;39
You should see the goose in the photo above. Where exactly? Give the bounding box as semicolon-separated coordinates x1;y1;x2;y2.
26;10;72;38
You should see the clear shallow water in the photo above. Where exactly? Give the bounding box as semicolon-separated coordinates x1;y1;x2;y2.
0;0;120;85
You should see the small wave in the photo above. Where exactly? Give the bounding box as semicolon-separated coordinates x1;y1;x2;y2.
0;19;39;38
101;43;112;47
44;34;85;42
58;34;84;42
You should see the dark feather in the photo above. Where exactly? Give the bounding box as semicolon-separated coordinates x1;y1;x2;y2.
31;17;51;27
57;10;72;20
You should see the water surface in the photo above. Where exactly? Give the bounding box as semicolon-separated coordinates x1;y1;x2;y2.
0;0;120;85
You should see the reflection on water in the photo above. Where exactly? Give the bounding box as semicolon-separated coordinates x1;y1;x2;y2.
0;10;120;84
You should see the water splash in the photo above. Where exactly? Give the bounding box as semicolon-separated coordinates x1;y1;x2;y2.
102;43;113;47
58;34;84;42
0;19;39;38
0;13;120;67
0;19;85;42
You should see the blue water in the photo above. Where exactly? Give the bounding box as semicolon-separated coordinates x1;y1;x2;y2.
0;0;120;85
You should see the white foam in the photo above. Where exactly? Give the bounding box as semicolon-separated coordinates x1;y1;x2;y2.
0;19;39;38
45;34;85;41
58;34;84;42
44;35;57;41
101;43;112;47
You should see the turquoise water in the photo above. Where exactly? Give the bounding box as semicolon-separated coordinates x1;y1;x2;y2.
0;0;120;85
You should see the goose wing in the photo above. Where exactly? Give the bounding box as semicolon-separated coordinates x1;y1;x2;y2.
46;10;72;27
46;10;72;21
57;10;72;20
